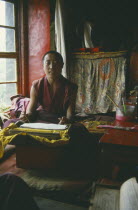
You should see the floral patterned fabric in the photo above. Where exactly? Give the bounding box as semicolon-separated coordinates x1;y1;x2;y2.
69;51;127;114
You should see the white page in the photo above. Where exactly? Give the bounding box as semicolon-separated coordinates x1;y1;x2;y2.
20;123;68;130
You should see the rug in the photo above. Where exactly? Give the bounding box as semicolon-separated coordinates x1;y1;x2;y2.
20;169;94;207
0;150;94;207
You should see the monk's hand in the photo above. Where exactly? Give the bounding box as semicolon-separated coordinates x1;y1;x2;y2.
58;116;69;124
19;113;30;123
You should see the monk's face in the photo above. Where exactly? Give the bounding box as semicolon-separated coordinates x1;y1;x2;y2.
43;53;63;80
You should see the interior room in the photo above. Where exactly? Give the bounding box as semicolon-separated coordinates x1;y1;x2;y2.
0;0;138;209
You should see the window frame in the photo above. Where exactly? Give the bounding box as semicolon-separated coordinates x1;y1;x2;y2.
0;0;28;98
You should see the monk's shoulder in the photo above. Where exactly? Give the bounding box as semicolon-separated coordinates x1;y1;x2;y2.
32;76;46;90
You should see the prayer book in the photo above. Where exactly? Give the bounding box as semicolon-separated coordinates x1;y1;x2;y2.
20;123;68;130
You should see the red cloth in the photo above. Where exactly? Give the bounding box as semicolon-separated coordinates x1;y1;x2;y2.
10;97;30;118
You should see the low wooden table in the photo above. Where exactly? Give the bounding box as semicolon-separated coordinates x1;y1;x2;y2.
99;120;138;181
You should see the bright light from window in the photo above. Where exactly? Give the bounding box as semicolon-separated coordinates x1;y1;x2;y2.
0;28;6;51
0;1;6;25
0;1;15;52
0;1;17;106
0;1;14;27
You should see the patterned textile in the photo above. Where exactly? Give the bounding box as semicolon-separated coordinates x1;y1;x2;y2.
0;96;30;128
10;96;30;118
69;51;127;114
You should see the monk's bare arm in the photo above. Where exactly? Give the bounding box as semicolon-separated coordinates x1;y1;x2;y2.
26;86;38;121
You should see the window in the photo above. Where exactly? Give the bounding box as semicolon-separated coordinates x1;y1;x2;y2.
0;0;18;105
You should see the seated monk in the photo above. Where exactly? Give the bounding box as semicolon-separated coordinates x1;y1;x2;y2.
26;50;78;124
3;51;78;127
2;51;97;176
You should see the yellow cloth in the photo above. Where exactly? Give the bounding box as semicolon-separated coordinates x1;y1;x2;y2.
79;120;112;133
0;123;70;158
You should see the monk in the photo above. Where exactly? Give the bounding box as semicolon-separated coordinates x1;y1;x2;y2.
2;51;97;177
26;51;78;124
3;51;78;127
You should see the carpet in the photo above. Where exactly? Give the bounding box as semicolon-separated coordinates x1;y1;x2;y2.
34;196;88;210
0;150;94;207
20;169;93;207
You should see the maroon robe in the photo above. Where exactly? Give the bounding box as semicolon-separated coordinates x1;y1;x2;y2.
32;75;78;123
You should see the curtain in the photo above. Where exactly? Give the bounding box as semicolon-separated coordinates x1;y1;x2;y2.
55;0;67;77
70;52;127;114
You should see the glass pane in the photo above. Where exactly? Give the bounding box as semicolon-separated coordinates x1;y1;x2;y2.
0;58;17;82
0;28;15;52
0;1;15;27
0;83;17;105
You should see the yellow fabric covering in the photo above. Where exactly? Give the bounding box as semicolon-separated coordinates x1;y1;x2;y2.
79;120;112;133
0;123;70;159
